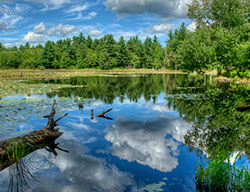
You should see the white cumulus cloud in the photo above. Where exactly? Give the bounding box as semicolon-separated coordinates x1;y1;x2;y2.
48;24;75;36
33;22;46;34
21;31;45;43
151;23;175;33
104;0;191;19
88;29;103;37
187;21;197;32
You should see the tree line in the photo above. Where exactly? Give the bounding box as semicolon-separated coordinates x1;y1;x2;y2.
1;0;250;78
0;34;165;70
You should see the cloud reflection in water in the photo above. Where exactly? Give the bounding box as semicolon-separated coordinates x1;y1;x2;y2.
37;140;136;192
105;115;192;172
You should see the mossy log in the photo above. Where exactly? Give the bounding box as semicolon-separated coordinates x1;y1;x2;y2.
0;101;68;171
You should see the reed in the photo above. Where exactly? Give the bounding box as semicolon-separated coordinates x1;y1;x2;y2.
196;149;250;191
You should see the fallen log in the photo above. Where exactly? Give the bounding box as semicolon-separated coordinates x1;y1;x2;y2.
96;108;113;117
0;101;68;171
236;105;250;112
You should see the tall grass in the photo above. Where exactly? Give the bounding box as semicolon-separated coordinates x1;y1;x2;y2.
6;141;33;164
196;149;250;191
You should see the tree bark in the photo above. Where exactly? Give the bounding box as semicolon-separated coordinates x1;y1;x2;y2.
0;101;67;171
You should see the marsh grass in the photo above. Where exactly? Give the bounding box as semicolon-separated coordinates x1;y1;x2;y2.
6;141;34;165
196;149;250;191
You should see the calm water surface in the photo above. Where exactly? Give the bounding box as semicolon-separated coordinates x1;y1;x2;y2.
0;74;249;192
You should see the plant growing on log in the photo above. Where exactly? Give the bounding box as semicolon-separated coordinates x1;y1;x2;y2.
0;100;68;171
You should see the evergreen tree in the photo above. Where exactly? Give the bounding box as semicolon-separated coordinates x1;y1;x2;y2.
42;41;56;68
117;36;129;68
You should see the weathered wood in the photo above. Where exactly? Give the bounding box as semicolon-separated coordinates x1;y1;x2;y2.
0;101;67;171
96;108;113;117
236;105;250;112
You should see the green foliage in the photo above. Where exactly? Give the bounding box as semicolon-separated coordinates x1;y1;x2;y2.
165;23;189;70
167;0;250;76
116;36;130;68
187;0;250;28
0;33;165;70
233;41;250;78
42;41;55;69
19;47;43;69
6;141;33;164
0;50;20;69
167;80;250;164
196;147;250;191
177;28;216;73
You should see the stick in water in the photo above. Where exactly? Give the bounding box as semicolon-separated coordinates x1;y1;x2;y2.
96;108;113;117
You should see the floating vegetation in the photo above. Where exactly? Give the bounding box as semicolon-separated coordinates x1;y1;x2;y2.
142;180;167;192
0;98;89;134
0;80;80;98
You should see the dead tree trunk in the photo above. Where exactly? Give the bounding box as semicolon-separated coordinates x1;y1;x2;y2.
0;101;67;171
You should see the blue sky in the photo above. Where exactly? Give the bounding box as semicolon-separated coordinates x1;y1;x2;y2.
0;0;195;47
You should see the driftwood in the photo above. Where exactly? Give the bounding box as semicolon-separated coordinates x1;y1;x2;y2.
96;108;113;120
0;101;68;171
236;105;250;112
96;108;113;117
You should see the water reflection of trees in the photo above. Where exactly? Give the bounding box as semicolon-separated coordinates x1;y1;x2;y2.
46;74;215;104
44;74;250;160
168;82;250;159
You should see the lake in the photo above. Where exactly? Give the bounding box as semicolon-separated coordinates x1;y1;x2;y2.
0;74;249;192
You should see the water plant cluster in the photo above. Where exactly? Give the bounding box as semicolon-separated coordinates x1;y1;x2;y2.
196;149;250;191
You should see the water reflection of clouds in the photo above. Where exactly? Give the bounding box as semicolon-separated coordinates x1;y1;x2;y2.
90;100;103;107
36;141;137;192
105;115;192;172
150;104;171;113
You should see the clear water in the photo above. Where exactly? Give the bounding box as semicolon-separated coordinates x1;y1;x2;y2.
0;74;249;192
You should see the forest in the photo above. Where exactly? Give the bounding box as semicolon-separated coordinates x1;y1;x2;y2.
0;0;250;78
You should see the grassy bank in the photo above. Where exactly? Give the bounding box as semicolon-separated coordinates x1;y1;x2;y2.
0;69;189;98
0;68;189;81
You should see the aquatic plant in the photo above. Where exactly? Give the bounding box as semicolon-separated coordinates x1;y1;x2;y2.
196;149;250;191
6;141;33;164
142;181;167;192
